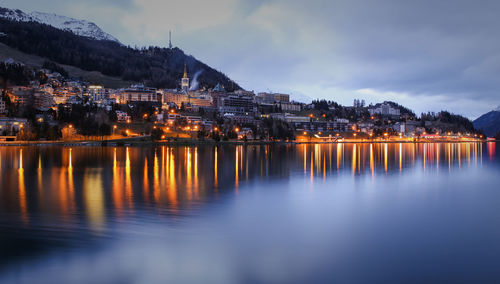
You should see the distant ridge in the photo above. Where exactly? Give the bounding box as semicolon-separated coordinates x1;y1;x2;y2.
473;107;500;137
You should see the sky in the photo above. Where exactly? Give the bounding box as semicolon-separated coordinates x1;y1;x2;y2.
2;0;500;119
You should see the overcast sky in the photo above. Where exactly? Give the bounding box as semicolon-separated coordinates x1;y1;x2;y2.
2;0;500;118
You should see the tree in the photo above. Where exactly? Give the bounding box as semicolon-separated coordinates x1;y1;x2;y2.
151;127;164;141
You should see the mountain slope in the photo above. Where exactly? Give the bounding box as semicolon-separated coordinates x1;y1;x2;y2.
473;107;500;137
0;17;241;90
0;7;119;43
0;42;132;88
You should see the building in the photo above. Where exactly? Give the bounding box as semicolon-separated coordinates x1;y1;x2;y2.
223;114;255;124
276;101;301;112
358;121;375;133
162;91;212;108
0;117;28;134
163;91;188;107
181;64;189;91
270;113;310;123
7;87;32;106
257;92;290;103
0;97;6;114
116;111;131;122
87;85;108;101
33;91;54;111
218;93;256;115
368;102;401;117
52;86;80;105
112;85;160;104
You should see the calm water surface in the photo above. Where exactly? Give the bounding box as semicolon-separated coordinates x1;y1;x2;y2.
0;143;499;283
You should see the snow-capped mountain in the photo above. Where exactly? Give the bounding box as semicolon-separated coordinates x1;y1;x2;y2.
0;7;120;43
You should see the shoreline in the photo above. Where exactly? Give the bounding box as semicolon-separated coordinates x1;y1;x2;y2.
0;138;494;147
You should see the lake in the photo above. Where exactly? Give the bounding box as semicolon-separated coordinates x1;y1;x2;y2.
0;143;499;284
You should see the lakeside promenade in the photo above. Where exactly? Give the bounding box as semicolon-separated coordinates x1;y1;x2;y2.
0;136;489;147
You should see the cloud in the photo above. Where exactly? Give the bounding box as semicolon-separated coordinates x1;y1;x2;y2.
2;0;500;118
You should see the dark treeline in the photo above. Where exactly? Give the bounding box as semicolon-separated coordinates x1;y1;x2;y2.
0;18;240;90
421;111;476;133
42;60;69;78
0;62;33;87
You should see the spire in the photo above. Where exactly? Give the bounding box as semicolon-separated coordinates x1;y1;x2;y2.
183;64;188;78
169;30;172;49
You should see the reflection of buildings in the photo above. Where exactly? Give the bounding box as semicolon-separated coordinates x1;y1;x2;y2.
0;143;489;225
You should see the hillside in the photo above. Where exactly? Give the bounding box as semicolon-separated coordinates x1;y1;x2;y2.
0;43;132;88
0;17;240;90
473;108;500;137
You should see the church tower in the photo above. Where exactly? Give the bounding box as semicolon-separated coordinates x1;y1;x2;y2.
181;64;189;91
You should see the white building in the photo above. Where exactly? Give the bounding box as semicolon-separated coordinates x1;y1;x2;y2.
116;111;131;122
276;101;301;112
368;102;400;116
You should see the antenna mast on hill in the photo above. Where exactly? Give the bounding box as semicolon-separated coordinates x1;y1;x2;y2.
169;30;173;49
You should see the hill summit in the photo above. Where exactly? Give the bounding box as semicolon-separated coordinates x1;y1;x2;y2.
473;107;500;137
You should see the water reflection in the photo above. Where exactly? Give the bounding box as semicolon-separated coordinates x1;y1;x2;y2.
0;142;499;283
0;142;494;227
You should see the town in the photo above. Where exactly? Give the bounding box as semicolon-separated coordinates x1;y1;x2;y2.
0;60;483;144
